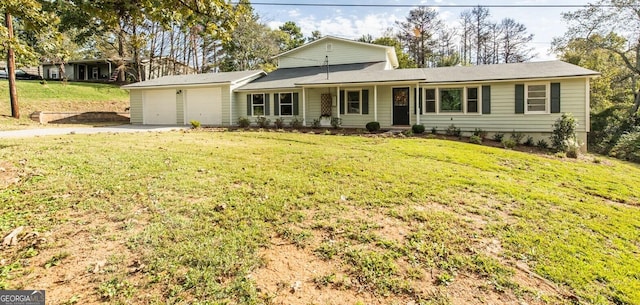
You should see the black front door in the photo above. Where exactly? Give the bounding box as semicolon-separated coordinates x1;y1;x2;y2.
393;87;410;125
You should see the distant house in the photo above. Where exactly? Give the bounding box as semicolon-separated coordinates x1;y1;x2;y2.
123;36;599;146
41;57;196;82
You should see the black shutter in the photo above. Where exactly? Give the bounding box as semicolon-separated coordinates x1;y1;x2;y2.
340;90;345;114
515;84;524;114
274;93;280;116
550;83;561;113
265;93;270;116
293;93;299;115
246;94;252;116
362;90;369;114
482;85;491;114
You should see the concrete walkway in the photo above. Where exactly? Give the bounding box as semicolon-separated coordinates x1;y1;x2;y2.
0;125;190;139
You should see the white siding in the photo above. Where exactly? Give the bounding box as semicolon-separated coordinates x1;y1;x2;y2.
414;78;588;134
279;38;389;68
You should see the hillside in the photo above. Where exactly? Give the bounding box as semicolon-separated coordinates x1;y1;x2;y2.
0;80;129;128
0;131;638;304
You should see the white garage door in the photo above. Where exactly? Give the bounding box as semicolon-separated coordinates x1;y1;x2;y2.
185;87;222;125
143;89;176;125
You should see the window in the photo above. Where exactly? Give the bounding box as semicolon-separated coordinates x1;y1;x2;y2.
252;94;265;116
425;89;436;113
439;88;463;112
279;93;293;116
467;87;478;113
346;90;360;114
526;84;547;113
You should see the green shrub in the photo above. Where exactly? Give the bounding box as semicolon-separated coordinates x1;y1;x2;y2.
524;136;534;146
190;120;201;129
536;139;549;149
469;135;482;144
365;121;381;132
330;117;342;129
290;117;303;129
565;139;581;158
402;129;413;136
473;128;488;139
493;133;505;142
412;124;425;134
502;138;517;149
431;126;437;134
610;128;640;162
255;116;270;128
510;131;525;144
312;118;321;128
445;124;456;136
274;118;285;129
237;117;251;128
551;113;578;152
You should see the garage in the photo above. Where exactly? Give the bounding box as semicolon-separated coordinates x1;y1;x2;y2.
184;87;222;125
143;89;176;125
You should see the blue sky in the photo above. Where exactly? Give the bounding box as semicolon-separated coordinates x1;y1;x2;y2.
253;0;591;61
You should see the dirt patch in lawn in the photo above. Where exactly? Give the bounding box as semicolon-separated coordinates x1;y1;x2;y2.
0;160;20;187
2;207;149;304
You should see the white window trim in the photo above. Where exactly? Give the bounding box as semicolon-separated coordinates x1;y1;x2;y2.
524;82;549;114
344;89;362;115
421;86;482;115
278;92;294;117
251;93;266;117
466;86;481;114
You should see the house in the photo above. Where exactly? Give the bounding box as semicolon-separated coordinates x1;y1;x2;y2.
123;36;599;145
41;57;196;82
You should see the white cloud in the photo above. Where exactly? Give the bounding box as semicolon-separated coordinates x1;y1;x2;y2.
288;9;301;18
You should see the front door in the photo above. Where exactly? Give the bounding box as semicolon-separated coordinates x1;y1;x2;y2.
393;87;410;125
78;65;86;80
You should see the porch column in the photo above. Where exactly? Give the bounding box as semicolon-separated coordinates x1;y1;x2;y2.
374;85;378;122
416;82;421;125
336;85;340;119
302;87;307;126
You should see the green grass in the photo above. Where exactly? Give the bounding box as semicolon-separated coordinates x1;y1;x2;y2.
0;80;129;129
0;131;639;304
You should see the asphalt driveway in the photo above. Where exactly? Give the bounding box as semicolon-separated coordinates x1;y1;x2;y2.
0;125;190;139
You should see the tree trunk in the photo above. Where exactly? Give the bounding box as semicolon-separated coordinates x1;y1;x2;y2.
118;26;126;82
5;12;19;119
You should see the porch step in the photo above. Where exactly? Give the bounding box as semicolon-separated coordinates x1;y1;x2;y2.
108;70;119;82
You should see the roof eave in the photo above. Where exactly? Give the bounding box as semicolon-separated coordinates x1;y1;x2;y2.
122;81;232;90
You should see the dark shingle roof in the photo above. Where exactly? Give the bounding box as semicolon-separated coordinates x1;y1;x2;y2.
122;70;265;89
421;61;599;83
237;62;386;90
292;61;598;86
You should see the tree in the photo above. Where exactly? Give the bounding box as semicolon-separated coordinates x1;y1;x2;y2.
220;8;279;72
372;36;417;69
277;21;305;51
1;0;55;118
470;6;491;65
554;34;634;152
396;6;442;68
556;0;640;152
499;18;534;63
308;30;322;43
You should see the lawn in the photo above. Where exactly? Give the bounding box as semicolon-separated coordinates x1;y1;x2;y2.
0;131;638;305
0;80;129;129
